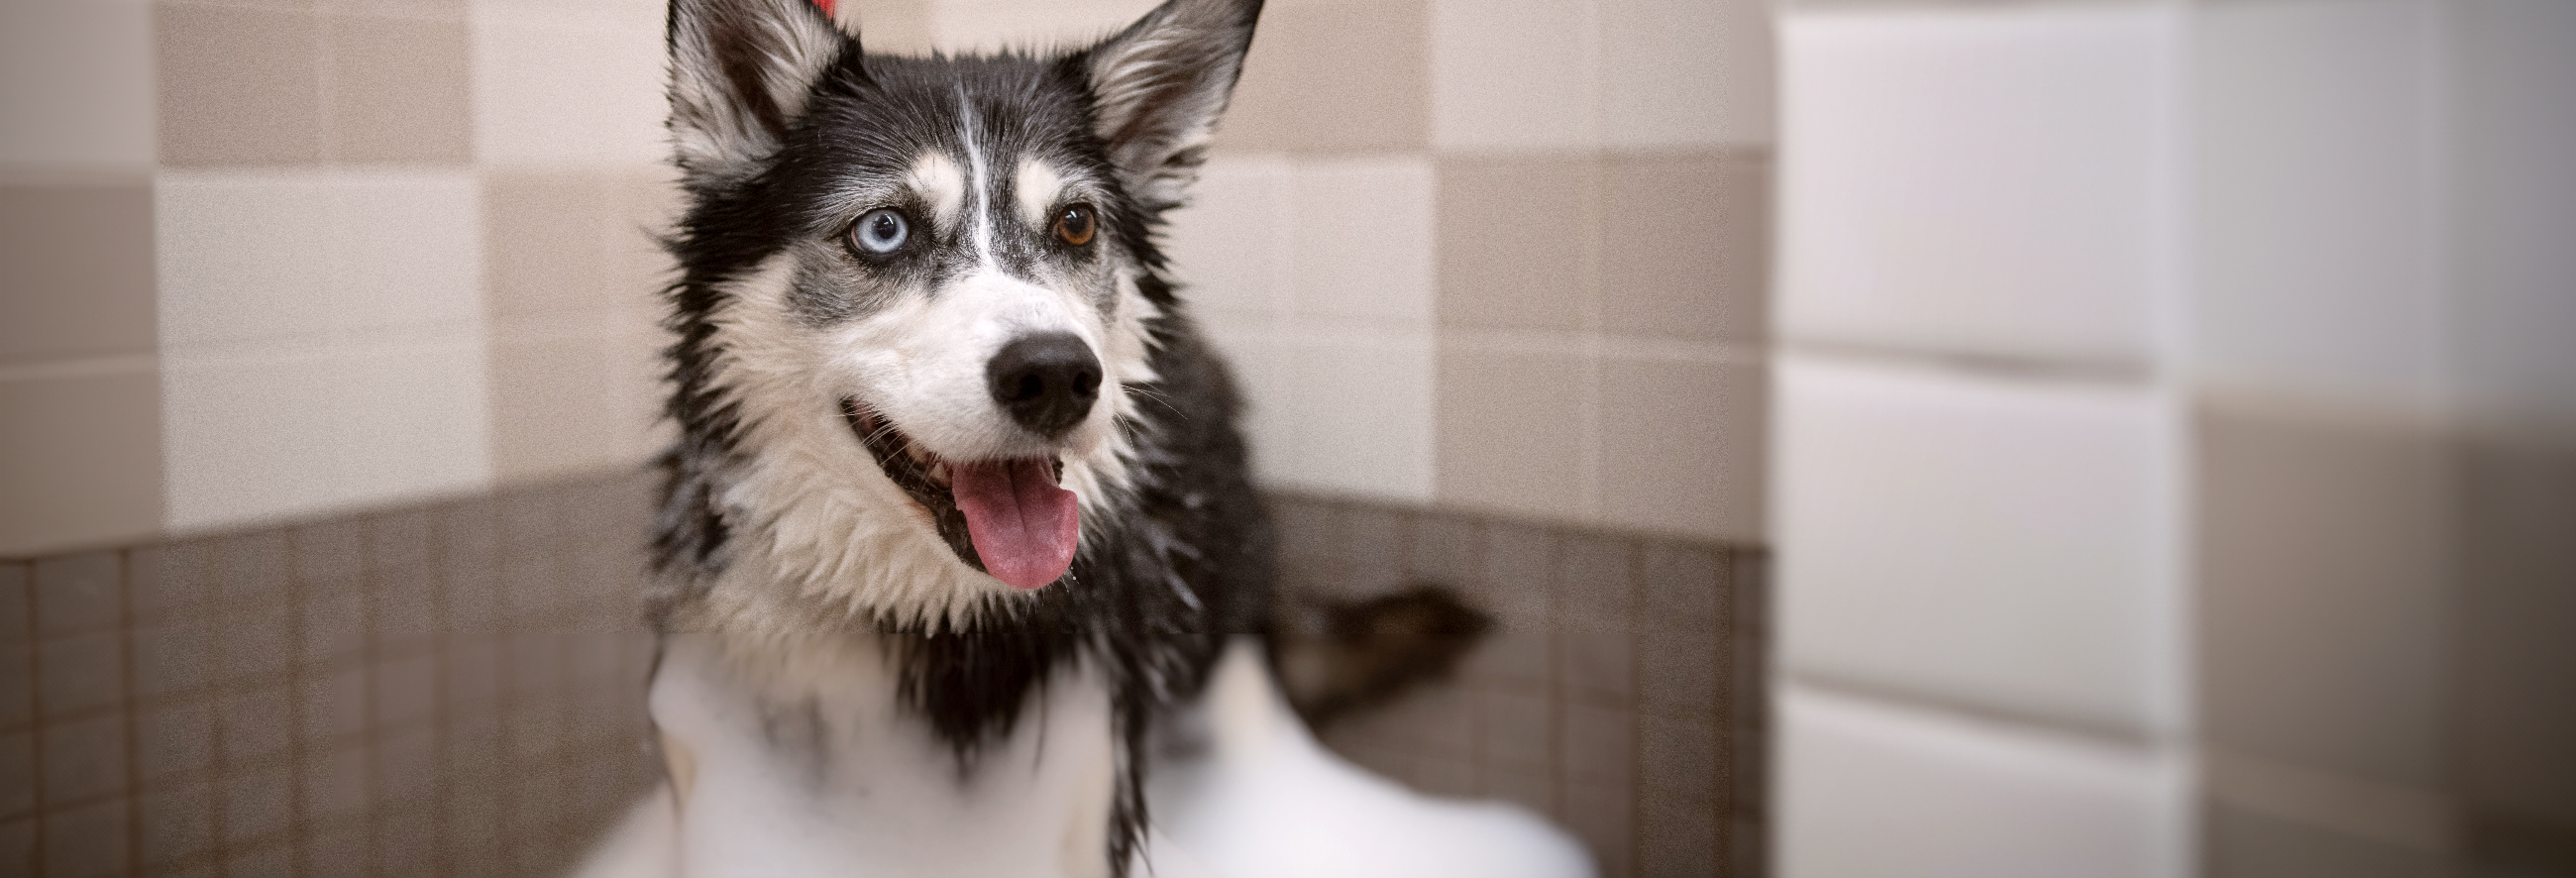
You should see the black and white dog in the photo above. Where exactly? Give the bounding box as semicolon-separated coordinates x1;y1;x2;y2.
574;0;1593;874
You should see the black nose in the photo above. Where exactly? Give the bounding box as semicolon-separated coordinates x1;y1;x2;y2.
987;333;1102;439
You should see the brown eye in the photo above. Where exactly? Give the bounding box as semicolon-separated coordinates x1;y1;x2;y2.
1053;204;1096;247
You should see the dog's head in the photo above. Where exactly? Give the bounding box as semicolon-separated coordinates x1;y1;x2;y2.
657;0;1260;628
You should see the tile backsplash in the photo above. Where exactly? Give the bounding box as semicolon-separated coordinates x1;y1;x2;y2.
2;473;1764;878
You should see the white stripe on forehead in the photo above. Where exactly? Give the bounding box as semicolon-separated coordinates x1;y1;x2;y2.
906;152;965;230
956;88;995;269
1015;159;1066;228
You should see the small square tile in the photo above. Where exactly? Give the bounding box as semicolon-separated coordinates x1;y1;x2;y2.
305;816;371;876
1415;752;1477;800
1641;542;1725;622
293;516;369;586
376;728;440;808
1597;357;1767;543
0;182;158;366
1435;345;1588;523
1638;713;1721;806
0;566;25;644
1563;702;1635;788
220;761;295;846
302;665;371;745
1476;760;1555;818
36;631;122;717
226;840;298;878
1462;626;1553;690
0;730;29;817
442;635;500;711
1638;617;1721;717
1478;687;1555;770
214;602;294;686
138;779;215;868
1430;0;1595;151
376;805;440;878
213;532;291;604
1638;794;1720;878
40;796;129;878
1404;511;1480;588
0;817;29;875
1479;521;1558;624
40;713;128;807
302;743;373;823
129;541;215;621
1435;154;1594;333
136;700;215;785
325;13;472;164
218;683;296;766
373;653;439;730
1599;153;1768;344
0;646;25;729
372;565;440;654
368;510;434;572
1563;621;1634;705
1556;534;1636;624
1221;0;1429;154
1565;780;1636;878
302;587;370;668
157;6;324;166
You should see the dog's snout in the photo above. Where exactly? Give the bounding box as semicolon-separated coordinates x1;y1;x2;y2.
988;333;1102;439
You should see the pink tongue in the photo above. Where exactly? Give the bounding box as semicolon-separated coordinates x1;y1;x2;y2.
949;459;1081;590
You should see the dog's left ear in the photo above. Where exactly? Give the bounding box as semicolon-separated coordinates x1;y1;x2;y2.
1079;0;1263;213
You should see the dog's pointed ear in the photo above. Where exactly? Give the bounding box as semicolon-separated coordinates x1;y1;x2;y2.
1080;0;1262;213
666;0;848;179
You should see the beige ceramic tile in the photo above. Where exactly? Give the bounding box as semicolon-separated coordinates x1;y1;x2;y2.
1430;0;1594;152
1599;152;1768;343
157;4;325;166
1434;344;1587;522
471;10;668;168
0;0;157;170
1262;329;1436;501
606;166;684;326
1434;154;1593;333
0;373;162;556
1596;356;1764;542
155;172;338;351
329;332;494;509
2455;436;2576;834
161;348;345;533
331;171;484;334
486;329;620;485
1160;156;1290;322
1287;157;1436;325
840;0;934;55
0;182;158;365
1598;0;1774;149
482;170;611;326
2197;404;2454;791
324;13;473;165
1222;0;1429;155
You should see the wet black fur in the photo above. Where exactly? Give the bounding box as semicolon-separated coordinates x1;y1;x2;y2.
643;7;1272;874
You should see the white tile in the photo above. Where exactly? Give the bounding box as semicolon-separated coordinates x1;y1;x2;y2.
1772;356;2183;736
1253;325;1436;502
1598;0;1773;148
156;172;338;351
329;331;494;510
0;0;155;171
1777;684;2189;878
1161;155;1291;323
329;171;485;335
162;347;347;532
2451;0;2576;434
472;8;669;168
2193;0;2449;420
1775;2;2177;366
1429;0;1596;152
1286;157;1435;326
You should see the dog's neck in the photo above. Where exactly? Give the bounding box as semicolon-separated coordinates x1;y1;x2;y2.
649;630;1126;878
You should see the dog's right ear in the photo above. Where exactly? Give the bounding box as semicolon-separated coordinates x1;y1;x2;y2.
666;0;846;180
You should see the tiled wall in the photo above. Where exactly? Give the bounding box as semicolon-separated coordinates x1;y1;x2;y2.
1269;494;1766;878
1768;0;2576;875
1;470;663;878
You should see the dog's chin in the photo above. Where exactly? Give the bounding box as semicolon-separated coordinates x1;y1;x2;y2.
838;398;1078;591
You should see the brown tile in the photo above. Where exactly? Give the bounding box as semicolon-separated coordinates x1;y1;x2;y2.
0;182;158;365
1460;625;1552;690
1436;346;1588;523
1478;519;1558;626
2205;804;2447;878
1565;780;1636;878
1476;687;1554;771
1563;620;1633;705
292;517;369;587
0;373;163;556
130;541;216;621
441;635;498;711
367;510;433;572
1636;713;1720;806
1415;751;1476;800
483;170;612;325
1641;542;1725;621
0;818;25;875
1435;154;1595;332
376;804;441;878
302;742;372;822
1404;509;1480;588
138;613;219;712
31;552;121;636
373;652;439;730
1637;614;1720;717
0;731;29;817
0;566;25;645
1596;357;1766;542
1600;152;1768;343
1562;701;1634;788
221;760;297;846
157;5;324;166
487;329;622;485
1329;504;1406;597
301;665;369;745
40;713;128;806
303;587;368;669
306;817;372;876
225;841;296;878
0;646;28;730
1476;760;1556;820
324;12;471;164
1556;533;1635;625
36;631;123;718
217;683;295;766
213;531;290;604
136;701;215;784
41;796;130;878
139;779;215;868
371;564;438;654
213;602;292;686
375;727;438;808
1221;0;1428;154
2457;436;2576;838
1638;792;1720;878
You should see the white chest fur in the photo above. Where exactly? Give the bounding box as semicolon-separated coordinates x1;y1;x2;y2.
647;634;1123;878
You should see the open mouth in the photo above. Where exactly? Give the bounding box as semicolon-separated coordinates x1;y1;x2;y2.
840;399;1080;590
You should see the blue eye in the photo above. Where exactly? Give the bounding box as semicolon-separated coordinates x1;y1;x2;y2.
850;208;909;255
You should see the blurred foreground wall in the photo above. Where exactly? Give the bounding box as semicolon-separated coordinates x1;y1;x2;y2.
1768;0;2576;875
